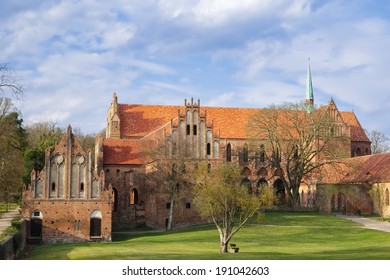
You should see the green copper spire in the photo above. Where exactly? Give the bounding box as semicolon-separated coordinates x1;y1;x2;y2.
306;58;314;113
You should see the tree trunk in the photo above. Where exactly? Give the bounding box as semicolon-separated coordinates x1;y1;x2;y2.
219;230;231;253
220;241;228;253
166;196;174;231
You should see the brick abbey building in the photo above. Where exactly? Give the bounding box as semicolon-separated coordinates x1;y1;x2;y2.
22;66;385;243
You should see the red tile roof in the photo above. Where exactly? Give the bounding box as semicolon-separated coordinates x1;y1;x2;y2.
119;104;260;139
320;153;390;184
103;139;145;165
340;112;370;142
107;102;370;165
118;103;369;142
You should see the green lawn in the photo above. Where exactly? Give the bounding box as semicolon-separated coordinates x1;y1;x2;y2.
27;212;390;260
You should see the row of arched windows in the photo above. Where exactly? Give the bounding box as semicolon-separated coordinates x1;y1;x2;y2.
226;143;266;163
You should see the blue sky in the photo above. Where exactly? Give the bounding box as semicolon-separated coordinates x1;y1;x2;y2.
1;0;390;136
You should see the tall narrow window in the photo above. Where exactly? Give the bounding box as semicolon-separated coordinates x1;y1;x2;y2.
243;144;249;163
193;125;197;135
260;144;265;162
207;143;211;155
130;188;139;205
186;124;191;135
226;143;232;162
113;188;118;212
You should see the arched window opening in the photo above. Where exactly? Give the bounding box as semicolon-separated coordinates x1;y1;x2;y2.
274;179;285;204
356;148;361;156
51;182;56;192
241;178;252;195
186;124;191;135
186;203;191;209
243;144;249;163
193;125;197;135
113;188;118;212
206;143;211;155
130;188;139;205
260;144;265;162
80;182;84;192
226;143;232;162
257;179;268;196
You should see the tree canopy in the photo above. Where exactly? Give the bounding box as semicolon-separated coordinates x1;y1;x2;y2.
192;162;274;252
247;102;347;208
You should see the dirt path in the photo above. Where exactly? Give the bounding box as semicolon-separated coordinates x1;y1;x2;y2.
337;215;390;233
0;207;20;235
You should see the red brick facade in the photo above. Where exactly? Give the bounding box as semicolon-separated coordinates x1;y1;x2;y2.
22;93;375;242
22;126;114;242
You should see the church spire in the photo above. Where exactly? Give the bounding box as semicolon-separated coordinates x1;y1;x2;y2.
305;58;314;113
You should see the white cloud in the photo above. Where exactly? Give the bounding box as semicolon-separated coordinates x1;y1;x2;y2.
2;0;390;137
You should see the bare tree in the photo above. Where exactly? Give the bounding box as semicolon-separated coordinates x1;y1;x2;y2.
192;162;274;253
144;142;191;230
247;102;347;209
367;129;390;154
0;63;23;98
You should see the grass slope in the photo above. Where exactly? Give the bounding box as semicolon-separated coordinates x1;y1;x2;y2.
27;213;390;260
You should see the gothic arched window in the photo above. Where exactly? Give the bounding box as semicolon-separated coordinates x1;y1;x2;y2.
243;144;249;163
226;143;232;162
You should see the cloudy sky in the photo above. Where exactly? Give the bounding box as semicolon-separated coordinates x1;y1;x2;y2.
1;0;390;136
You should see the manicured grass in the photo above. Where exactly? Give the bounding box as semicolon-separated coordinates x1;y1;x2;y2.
27;212;390;260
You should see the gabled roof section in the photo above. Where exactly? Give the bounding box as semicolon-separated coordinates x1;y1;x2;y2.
320;153;390;184
116;99;369;143
340;111;370;142
119;104;179;138
103;139;145;165
54;124;86;155
119;103;262;139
